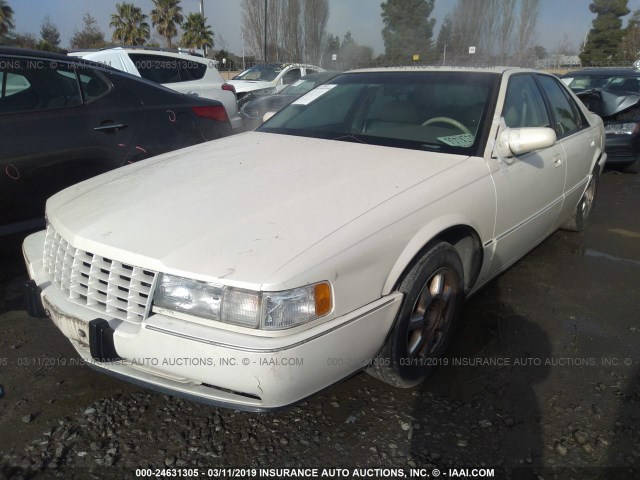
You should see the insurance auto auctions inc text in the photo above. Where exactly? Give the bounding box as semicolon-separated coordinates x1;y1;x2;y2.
183;467;496;478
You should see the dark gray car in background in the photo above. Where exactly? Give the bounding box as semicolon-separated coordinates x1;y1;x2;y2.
0;47;232;236
562;67;640;173
240;71;340;130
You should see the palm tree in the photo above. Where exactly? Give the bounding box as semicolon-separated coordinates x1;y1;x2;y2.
151;0;183;48
110;2;150;46
0;0;15;37
180;13;213;50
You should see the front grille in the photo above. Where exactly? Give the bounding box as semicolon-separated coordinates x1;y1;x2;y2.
42;225;157;324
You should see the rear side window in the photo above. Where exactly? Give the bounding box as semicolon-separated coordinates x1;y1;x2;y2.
537;75;585;138
179;59;207;81
130;54;181;84
0;59;82;114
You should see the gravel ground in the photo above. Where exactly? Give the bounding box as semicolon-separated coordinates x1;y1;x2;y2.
1;171;639;480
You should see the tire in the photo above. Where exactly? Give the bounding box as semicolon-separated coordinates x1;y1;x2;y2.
561;167;599;232
367;242;464;388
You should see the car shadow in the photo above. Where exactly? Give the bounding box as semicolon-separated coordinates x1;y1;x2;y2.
408;281;551;478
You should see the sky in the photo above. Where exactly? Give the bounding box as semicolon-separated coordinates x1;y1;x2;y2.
8;0;640;57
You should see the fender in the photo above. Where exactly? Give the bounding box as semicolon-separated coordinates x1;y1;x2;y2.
382;214;487;296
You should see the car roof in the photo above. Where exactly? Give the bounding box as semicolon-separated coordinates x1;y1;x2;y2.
117;47;209;62
246;62;322;70
0;46;74;61
0;46;120;72
300;71;340;81
347;66;536;75
562;68;640;77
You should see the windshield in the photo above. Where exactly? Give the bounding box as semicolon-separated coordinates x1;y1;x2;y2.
564;74;640;93
280;78;319;96
258;71;498;155
233;64;284;82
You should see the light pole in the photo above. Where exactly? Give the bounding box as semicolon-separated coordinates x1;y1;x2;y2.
199;0;207;56
240;25;245;71
263;0;268;62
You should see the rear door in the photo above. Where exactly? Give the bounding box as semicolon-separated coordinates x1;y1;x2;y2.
535;74;597;218
0;56;141;232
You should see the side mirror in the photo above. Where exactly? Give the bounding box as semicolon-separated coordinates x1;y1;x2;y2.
496;126;557;159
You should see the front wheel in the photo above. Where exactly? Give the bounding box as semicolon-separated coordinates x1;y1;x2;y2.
367;242;464;388
561;167;599;232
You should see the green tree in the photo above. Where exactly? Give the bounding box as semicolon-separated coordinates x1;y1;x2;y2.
0;0;14;37
325;33;340;55
70;13;106;49
580;0;630;64
380;0;436;63
621;9;640;60
214;49;235;70
4;32;37;49
533;45;548;59
180;13;213;50
110;2;150;46
435;14;453;63
151;0;183;48
38;15;61;51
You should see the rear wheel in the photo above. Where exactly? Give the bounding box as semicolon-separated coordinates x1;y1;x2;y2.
368;242;464;388
561;167;599;232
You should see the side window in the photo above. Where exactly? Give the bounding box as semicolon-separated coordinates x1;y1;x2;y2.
0;60;81;114
502;75;550;129
282;68;301;86
77;69;110;103
130;54;181;84
306;68;319;75
179;59;207;81
4;72;31;97
537;75;583;138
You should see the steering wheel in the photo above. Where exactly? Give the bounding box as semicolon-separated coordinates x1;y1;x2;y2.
421;116;471;135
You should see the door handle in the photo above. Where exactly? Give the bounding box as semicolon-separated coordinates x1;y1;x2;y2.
94;123;126;132
553;155;563;167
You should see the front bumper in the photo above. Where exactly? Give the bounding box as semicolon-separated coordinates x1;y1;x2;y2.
605;133;640;165
23;230;401;411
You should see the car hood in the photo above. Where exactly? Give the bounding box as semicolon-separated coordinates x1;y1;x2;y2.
227;80;275;93
47;133;466;290
576;88;640;118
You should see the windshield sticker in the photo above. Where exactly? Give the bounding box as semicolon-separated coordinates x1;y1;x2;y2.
437;133;475;147
293;84;337;105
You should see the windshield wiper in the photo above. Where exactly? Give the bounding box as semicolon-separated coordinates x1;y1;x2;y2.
331;134;369;144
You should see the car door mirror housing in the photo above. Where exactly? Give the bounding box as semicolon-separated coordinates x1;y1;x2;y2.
496;127;557;158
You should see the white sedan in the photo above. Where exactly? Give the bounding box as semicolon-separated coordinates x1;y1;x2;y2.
23;67;605;411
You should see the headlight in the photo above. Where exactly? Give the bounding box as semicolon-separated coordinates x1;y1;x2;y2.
153;274;332;330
